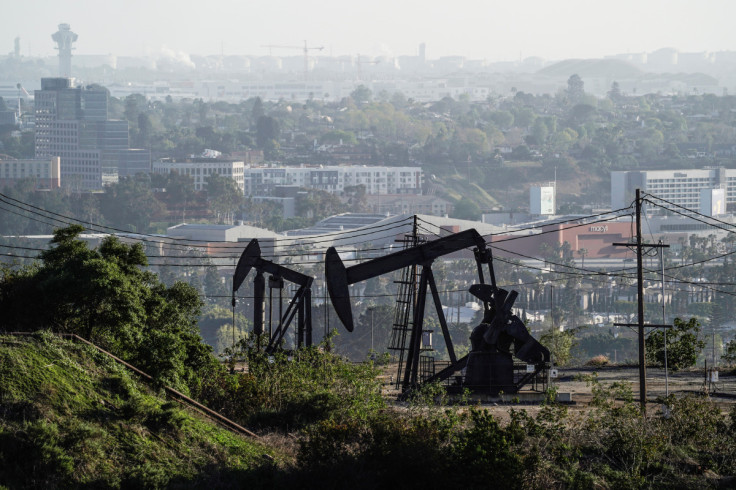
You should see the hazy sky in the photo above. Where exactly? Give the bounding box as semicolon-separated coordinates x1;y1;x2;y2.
3;0;735;61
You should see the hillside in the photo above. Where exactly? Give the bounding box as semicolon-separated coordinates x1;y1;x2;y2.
0;332;277;488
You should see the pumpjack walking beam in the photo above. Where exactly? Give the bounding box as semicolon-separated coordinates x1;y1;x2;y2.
325;228;497;391
233;239;314;353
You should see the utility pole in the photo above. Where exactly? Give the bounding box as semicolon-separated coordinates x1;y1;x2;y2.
660;240;669;397
370;307;374;354
614;189;671;413
550;284;555;332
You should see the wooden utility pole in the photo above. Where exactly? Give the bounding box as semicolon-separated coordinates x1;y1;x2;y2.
614;189;671;413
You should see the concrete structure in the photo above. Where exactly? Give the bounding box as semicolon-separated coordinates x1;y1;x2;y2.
165;222;284;259
365;194;452;216
530;185;555;215
700;188;726;217
611;168;736;213
0;156;60;189
51;24;77;78
152;158;245;191
34;78;148;190
241;165;422;196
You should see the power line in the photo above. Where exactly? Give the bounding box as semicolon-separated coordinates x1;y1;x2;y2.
0;192;417;253
0;197;415;257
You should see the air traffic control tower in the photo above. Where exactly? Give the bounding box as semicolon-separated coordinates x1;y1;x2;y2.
51;23;77;78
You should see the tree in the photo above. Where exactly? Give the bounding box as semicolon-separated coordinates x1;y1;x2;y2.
0;226;215;391
251;96;264;123
528;118;549;145
100;174;162;232
608;81;622;102
540;327;581;366
452;197;482;220
206;173;242;224
165;171;196;220
645;317;706;371
723;340;736;366
578;248;588;269
256;115;280;150
136;113;153;148
350;85;373;104
566;74;585;103
488;111;514;129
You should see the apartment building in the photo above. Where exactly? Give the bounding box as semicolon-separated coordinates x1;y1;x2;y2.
241;165;422;196
152;158;245;191
0;156;60;189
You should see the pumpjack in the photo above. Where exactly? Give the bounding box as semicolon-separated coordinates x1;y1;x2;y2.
233;239;313;353
325;228;550;396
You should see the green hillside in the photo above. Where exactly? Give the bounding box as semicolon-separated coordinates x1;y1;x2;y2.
438;174;499;209
0;332;276;488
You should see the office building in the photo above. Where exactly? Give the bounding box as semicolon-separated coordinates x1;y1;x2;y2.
34;78;148;190
611;168;736;213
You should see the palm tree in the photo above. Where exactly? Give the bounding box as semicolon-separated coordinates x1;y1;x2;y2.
578;248;588;269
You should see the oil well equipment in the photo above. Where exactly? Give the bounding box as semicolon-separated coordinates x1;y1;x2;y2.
325;228;551;397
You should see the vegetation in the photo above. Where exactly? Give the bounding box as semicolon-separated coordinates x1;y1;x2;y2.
646;317;706;371
296;375;736;488
539;326;581;367
1;228;735;487
0;332;276;488
0;225;215;393
197;336;385;431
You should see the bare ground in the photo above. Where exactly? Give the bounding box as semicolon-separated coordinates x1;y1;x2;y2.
377;363;736;421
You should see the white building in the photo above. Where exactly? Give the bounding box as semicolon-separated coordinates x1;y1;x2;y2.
152;159;245;191
530;185;555;215
242;165;422;196
611;168;736;213
0;156;60;189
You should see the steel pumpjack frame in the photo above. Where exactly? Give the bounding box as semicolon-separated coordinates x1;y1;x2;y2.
233;239;314;353
325;228;551;397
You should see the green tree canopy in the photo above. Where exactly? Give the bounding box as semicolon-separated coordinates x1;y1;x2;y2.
0;225;214;391
206;173;242;224
645;317;705;371
100;174;162;232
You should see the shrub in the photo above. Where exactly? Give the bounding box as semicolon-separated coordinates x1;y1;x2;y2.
586;354;610;367
646;317;705;371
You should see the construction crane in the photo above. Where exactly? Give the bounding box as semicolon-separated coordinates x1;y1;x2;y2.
260;40;324;80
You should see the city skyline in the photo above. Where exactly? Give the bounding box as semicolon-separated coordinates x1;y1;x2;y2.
2;0;735;62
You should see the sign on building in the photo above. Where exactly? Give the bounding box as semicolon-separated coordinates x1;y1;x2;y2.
530;186;555;215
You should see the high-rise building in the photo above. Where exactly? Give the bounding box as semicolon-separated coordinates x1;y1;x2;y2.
34;77;148;190
51;24;77;78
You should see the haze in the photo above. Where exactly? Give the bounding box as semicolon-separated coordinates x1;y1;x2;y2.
2;0;735;61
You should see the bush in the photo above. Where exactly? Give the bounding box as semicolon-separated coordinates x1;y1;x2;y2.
196;339;385;431
646;317;705;371
540;327;580;366
586;355;610;367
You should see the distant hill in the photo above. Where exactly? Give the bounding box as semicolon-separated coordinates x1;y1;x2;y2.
0;333;276;488
537;58;643;79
